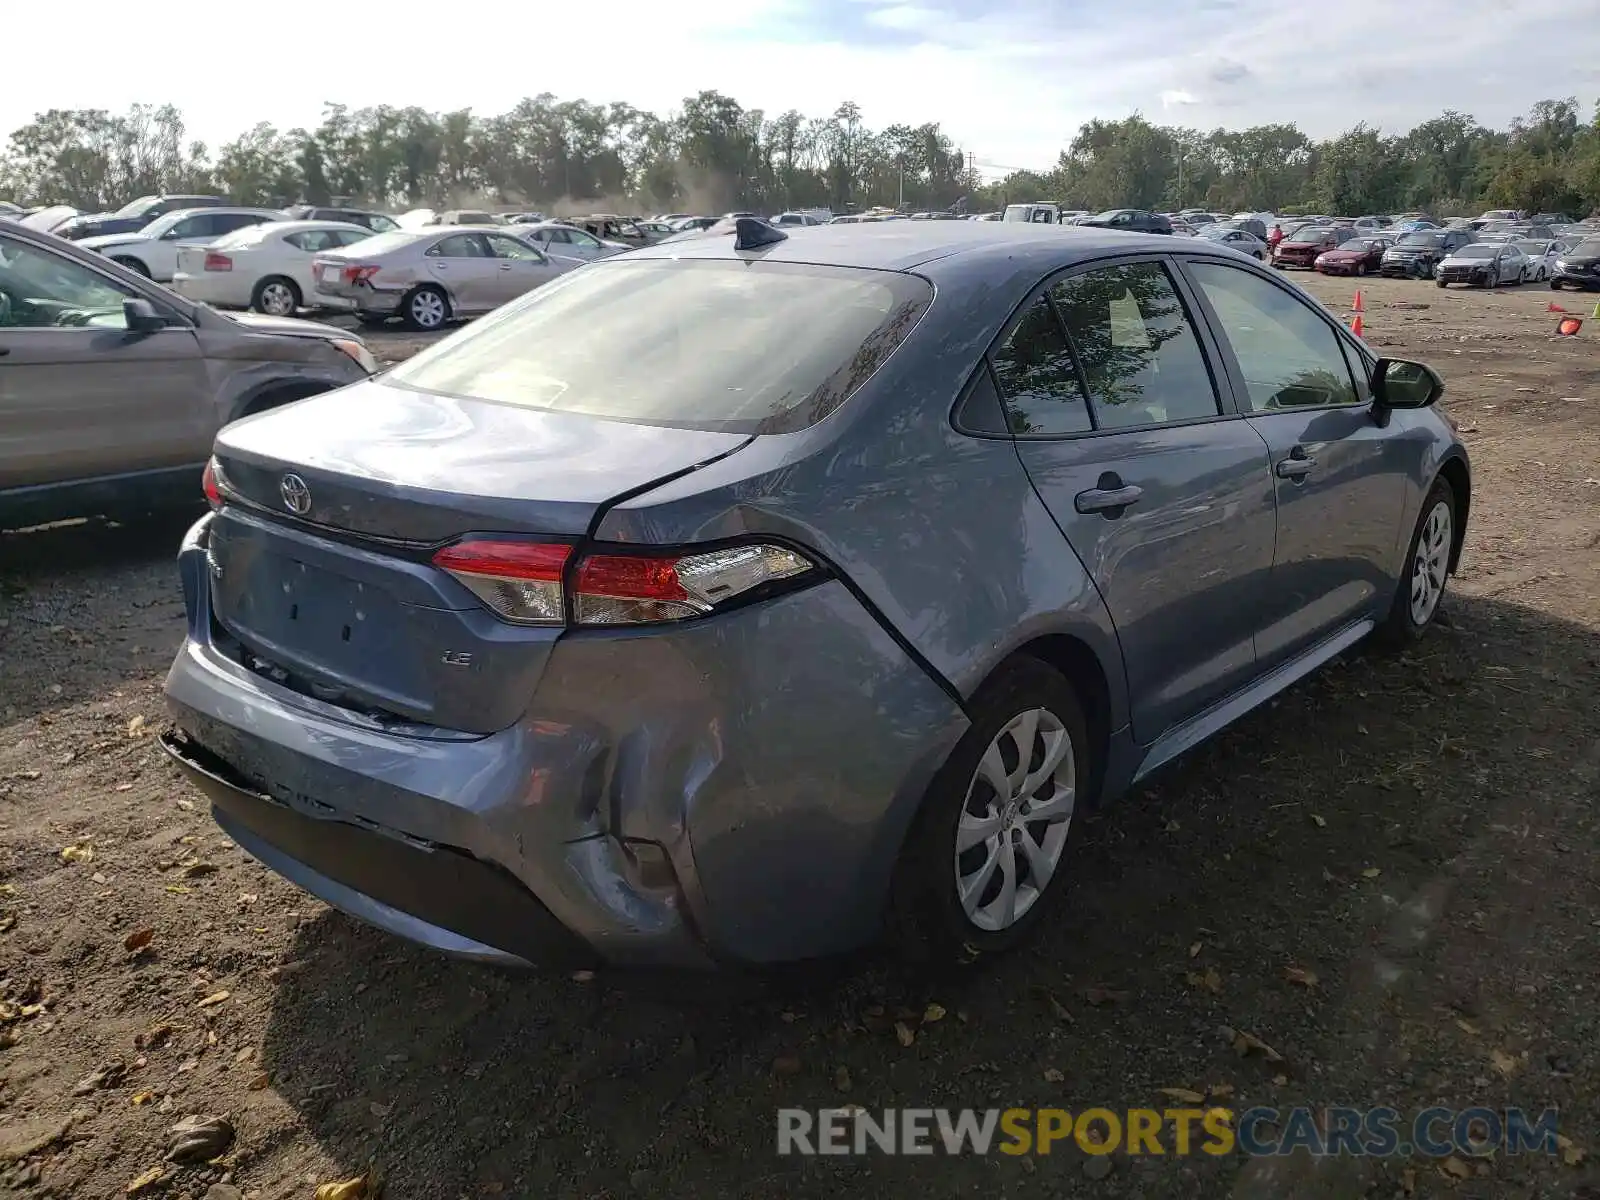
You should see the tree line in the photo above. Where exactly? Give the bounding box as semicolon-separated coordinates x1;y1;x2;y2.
2;93;1597;219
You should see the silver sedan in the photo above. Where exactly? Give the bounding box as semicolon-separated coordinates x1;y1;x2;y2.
310;227;581;331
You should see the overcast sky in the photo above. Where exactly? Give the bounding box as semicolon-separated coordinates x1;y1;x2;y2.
7;0;1599;176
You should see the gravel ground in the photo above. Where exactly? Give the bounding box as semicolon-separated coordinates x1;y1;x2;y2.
1;273;1598;1200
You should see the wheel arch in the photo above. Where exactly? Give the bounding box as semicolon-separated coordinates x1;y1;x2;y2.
229;378;338;423
982;634;1114;810
1436;453;1470;573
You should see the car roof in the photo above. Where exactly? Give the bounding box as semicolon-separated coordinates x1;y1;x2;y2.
233;219;370;235
622;221;1250;275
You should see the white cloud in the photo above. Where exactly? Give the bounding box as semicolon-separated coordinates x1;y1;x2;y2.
3;0;1597;179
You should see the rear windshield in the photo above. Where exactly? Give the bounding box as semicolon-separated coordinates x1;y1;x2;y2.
384;259;933;434
332;230;424;257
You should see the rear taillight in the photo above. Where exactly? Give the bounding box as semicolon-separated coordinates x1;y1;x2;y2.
203;252;232;271
341;264;381;285
432;540;571;625
202;457;222;511
431;540;816;627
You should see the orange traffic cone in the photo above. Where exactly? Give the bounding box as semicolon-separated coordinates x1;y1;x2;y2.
1351;313;1364;337
1547;301;1568;313
1352;290;1365;313
1556;316;1583;336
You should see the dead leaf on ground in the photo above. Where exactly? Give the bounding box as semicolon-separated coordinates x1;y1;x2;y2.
59;844;93;864
1489;1048;1521;1077
124;928;155;953
1082;986;1128;1006
1556;1134;1586;1166
136;1023;176;1049
1208;1083;1235;1099
894;1021;916;1047
834;1065;852;1092
1043;1067;1065;1083
1187;966;1223;994
1284;965;1319;988
1440;1156;1471;1180
197;990;230;1008
182;862;219;878
1401;1166;1417;1194
1361;866;1382;879
1157;1086;1207;1104
248;1072;271;1091
0;915;14;934
1041;990;1075;1024
922;1002;946;1023
1187;941;1203;958
131;1091;156;1107
1310;813;1327;828
1222;1025;1286;1063
1455;1018;1479;1036
126;1165;174;1195
315;1171;378;1200
165;1114;234;1163
127;715;147;737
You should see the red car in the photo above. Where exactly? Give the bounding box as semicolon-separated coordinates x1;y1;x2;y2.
1273;226;1349;269
1314;236;1392;277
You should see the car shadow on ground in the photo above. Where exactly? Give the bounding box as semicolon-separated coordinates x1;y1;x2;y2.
254;591;1599;1199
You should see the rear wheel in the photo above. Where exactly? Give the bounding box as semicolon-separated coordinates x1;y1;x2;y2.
1376;478;1456;649
890;657;1088;968
1436;276;1448;288
250;276;301;316
1550;279;1562;290
111;256;149;277
402;285;450;332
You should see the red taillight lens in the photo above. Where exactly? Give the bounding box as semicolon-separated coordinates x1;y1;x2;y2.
202;458;222;511
432;539;816;627
432;540;572;625
341;264;380;285
203;252;232;271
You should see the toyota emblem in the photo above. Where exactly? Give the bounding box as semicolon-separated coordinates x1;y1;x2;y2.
279;473;312;516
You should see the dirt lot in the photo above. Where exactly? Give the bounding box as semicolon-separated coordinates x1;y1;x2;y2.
2;274;1598;1200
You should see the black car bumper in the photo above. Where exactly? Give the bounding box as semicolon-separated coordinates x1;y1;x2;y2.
1552;268;1600;290
1380;258;1433;277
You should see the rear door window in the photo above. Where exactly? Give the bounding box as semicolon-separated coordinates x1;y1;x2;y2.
1049;261;1221;430
988;299;1092;435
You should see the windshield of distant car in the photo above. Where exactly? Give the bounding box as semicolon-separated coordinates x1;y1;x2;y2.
1514;240;1547;255
385;259;933;435
1398;233;1443;248
1454;245;1496;259
111;195;161;220
1345;238;1380;251
1091;210;1126;221
1571;240;1600;257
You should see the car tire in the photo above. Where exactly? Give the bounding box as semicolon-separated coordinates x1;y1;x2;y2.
1550;279;1562;290
889;656;1089;970
357;315;390;329
1375;477;1457;650
1436;277;1447;288
250;276;302;317
1356;263;1366;276
402;286;450;332
112;256;150;277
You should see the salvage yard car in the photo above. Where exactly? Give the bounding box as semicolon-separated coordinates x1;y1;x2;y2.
78;207;285;282
0;221;375;530
161;219;1469;973
1380;229;1474;278
311;227;578;330
172;220;379;315
1435;242;1527;288
1549;238;1600;290
1313;235;1391;276
1273;224;1351;269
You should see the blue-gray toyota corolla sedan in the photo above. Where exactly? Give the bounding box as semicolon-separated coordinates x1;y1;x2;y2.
161;219;1470;971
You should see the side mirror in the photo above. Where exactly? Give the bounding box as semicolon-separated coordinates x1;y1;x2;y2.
123;298;167;333
1371;358;1443;411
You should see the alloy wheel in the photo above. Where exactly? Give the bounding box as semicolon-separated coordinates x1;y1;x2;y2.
259;282;296;316
955;707;1075;932
1409;500;1452;626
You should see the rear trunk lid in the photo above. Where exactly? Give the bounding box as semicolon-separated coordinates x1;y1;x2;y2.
207;379;751;733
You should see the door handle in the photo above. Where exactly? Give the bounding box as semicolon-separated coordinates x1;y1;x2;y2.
1276;447;1317;479
1074;482;1144;514
499;263;513;271
0;347;10;357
